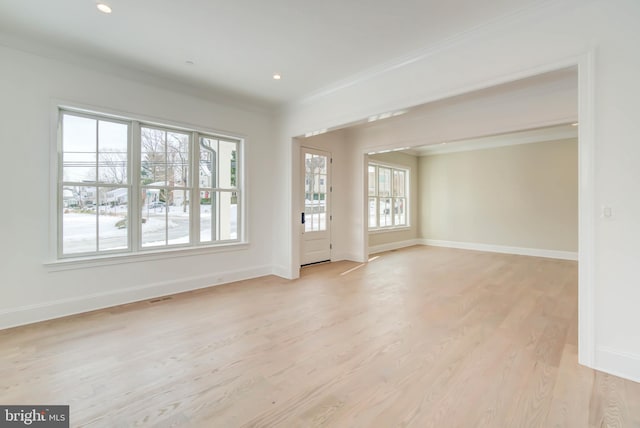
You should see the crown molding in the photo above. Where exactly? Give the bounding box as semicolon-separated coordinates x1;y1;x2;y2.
412;123;578;156
0;31;276;115
287;0;572;109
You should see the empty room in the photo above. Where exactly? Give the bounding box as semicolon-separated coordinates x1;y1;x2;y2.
1;0;640;426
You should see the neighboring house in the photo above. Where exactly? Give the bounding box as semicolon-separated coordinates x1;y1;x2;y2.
105;188;128;206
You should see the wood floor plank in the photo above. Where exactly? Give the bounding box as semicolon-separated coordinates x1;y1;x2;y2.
1;246;640;427
545;344;594;428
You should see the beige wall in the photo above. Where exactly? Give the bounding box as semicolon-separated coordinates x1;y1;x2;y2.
419;139;578;251
368;151;419;248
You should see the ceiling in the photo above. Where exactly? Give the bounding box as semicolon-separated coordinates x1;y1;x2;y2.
0;0;547;107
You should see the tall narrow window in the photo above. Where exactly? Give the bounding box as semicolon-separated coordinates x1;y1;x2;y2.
140;126;191;248
60;112;130;255
57;109;243;259
367;163;409;230
198;137;239;242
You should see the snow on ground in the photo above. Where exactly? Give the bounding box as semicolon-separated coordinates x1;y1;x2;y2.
63;205;237;254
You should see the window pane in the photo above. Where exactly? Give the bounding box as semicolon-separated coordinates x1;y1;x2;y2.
98;120;128;184
200;191;214;242
98;189;128;251
379;197;392;227
394;198;406;226
378;167;391;197
368;197;377;228
168;189;190;245
141;127;166;185
219;140;237;188
199;138;217;189
63;152;96;182
62;186;97;254
141;188;167;247
393;170;406;197
219;191;238;240
167;131;189;187
368;165;376;196
63;115;96;182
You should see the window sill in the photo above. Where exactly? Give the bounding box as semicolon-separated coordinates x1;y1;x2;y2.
368;226;411;234
44;242;250;272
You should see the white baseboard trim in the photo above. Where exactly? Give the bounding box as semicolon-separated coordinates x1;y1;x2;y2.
271;265;294;279
0;265;274;330
369;239;422;255
331;252;367;263
595;347;640;384
420;239;578;261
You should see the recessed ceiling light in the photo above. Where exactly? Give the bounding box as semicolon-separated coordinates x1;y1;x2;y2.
97;3;112;14
273;73;282;80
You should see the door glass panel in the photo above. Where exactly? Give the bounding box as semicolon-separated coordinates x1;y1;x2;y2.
304;153;328;232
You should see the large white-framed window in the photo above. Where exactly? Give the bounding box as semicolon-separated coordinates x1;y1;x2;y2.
368;162;409;230
57;108;242;259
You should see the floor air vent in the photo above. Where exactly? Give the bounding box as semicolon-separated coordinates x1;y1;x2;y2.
149;296;173;304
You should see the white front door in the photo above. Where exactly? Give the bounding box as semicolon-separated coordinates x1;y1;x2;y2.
301;147;331;265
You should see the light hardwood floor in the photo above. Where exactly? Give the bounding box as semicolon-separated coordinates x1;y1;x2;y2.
1;246;640;427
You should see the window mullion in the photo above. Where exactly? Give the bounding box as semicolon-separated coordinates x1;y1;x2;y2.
94;120;100;252
375;166;380;228
192;132;199;244
130;120;141;252
56;115;64;258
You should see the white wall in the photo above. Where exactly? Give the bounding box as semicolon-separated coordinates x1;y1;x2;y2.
419;139;578;255
0;44;278;328
277;0;640;381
